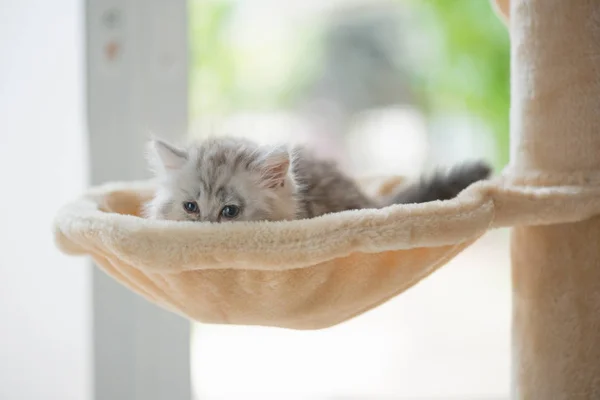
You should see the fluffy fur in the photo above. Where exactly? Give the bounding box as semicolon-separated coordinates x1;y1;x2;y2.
143;136;492;222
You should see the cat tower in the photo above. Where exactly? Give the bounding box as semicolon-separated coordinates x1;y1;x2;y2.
54;0;600;397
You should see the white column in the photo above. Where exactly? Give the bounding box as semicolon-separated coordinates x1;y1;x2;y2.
86;1;191;399
0;1;91;399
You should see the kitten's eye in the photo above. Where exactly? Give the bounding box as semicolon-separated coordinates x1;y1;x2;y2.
220;205;240;219
183;201;199;214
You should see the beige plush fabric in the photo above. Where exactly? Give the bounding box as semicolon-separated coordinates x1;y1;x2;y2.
54;172;600;330
493;0;600;398
492;0;509;24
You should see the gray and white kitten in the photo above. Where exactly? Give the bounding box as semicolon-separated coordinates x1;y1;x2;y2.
143;136;491;222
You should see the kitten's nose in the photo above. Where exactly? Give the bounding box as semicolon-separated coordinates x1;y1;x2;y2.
206;216;219;223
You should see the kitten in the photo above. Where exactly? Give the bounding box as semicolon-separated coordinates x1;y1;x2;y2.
143;136;491;222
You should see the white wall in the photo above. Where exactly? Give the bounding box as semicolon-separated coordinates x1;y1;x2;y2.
0;1;91;400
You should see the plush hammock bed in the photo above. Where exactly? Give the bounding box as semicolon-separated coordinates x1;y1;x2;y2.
53;0;600;398
54;174;600;330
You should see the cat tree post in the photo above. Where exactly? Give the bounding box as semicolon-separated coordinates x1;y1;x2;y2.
497;0;600;398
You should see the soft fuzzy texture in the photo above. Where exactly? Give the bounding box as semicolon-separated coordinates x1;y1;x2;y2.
53;172;600;330
494;0;600;398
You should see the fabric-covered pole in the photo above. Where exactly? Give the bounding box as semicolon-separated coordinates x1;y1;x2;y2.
502;0;600;398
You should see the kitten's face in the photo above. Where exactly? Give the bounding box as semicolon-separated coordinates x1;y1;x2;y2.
144;137;298;223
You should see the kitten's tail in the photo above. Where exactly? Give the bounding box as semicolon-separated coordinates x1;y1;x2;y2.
390;161;492;205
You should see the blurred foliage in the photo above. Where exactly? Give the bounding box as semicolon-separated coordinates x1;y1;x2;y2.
406;0;510;167
189;0;320;116
189;0;236;114
189;0;510;167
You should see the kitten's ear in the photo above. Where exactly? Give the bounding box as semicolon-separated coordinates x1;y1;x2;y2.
146;139;188;173
258;146;291;189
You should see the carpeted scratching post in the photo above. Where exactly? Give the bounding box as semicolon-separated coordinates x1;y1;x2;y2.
495;0;600;398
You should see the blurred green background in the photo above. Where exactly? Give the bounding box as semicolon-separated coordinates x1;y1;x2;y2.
188;0;510;169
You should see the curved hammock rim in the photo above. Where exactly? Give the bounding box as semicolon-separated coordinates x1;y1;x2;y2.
53;175;600;273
